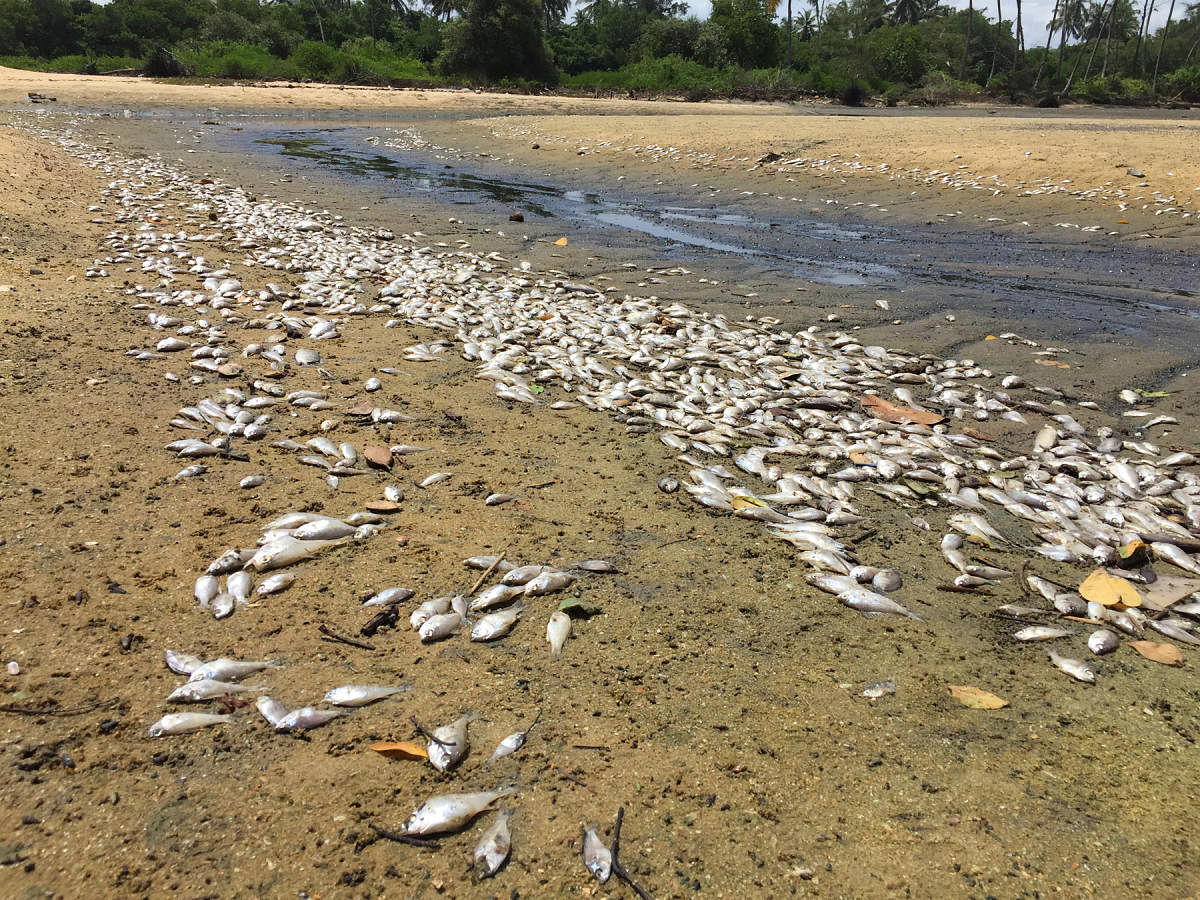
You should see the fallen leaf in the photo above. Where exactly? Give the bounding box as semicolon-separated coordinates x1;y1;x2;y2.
1034;359;1071;369
558;597;601;618
848;451;873;464
961;426;997;442
731;495;768;509
1135;389;1171;398
554;237;568;246
948;685;1010;709
370;740;427;760
1117;219;1129;224
363;444;393;469
1079;569;1142;608
860;394;944;426
1128;640;1184;667
1137;574;1200;610
365;500;402;513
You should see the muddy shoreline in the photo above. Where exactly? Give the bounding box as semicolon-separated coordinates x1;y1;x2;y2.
2;88;1200;900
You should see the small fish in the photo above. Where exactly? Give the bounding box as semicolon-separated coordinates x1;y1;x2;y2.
474;810;513;879
524;571;576;596
469;583;524;613
256;695;288;727
168;679;259;703
323;684;411;707
1013;626;1073;642
256;572;295;596
188;657;281;683
164;649;202;675
293;517;357;541
547;611;572;657
276;707;344;732
582;827;612;883
471;605;524;642
194;575;219;607
485;493;515;506
419;610;463;643
1087;629;1120;655
427;712;478;773
410;596;452;629
501;564;551;586
487;710;541;764
1151;542;1200;576
575;559;618;573
148;712;234;737
995;604;1048;618
838;587;923;621
211;592;235;620
1048;650;1096;684
240;474;266;489
419;472;453;488
226;570;253;603
402;787;516;836
363;586;414;608
862;678;896;699
207;547;254;576
465;555;516;572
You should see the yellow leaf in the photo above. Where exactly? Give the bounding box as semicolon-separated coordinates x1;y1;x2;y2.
370;741;428;760
554;237;568;246
848;451;872;464
1034;359;1071;369
948;685;1010;709
1128;640;1184;667
731;495;768;509
1079;569;1142;608
1117;219;1129;224
984;334;997;340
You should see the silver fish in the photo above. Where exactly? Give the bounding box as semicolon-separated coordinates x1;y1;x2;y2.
363;586;414;608
226;570;253;603
471;605;524;641
168;679;259;703
469;583;524;613
276;707;344;732
194;575;219;606
148;712;234;737
474;810;513;879
862;678;896;698
1087;629;1120;655
465;555;516;572
256;695;288;728
211;592;235;620
1013;626;1073;642
323;684;410;707
524;571;576;596
838;587;923;621
487;710;541;764
547;611;572;657
501;564;552;586
582;827;612;883
188;657;281;683
164;649;202;675
419;472;453;488
256;572;295;596
410;596;452;629
1048;650;1096;683
402;787;516;836
575;559;618;573
419;611;463;643
427;712;478;772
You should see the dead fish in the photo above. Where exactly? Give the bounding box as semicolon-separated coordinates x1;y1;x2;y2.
465;555;516;573
255;695;288;728
838;587;923;621
487;710;541;764
1088;629;1120;655
168;679;259;703
256;572;295;597
148;712;234;737
402;787;516;836
207;547;255;575
240;474;266;489
1151;542;1200;576
575;559;618;573
293;517;357;541
471;605;524;642
276;707;344;732
363;586;414;608
995;604;1048;618
1146;617;1200;646
1013;626;1073;641
474;810;513;879
1048;650;1096;684
164;649;202;675
226;570;253;603
245;536;347;572
410;596;452;629
524;571;576;596
188;657;281;683
211;592;235;619
419;610;463;643
485;493;515;506
323;684;410;707
194;575;219;607
871;570;903;593
469;583;524;613
582;827;612;883
547;611;572;656
862;678;896;698
427;712;478;772
501;564;551;586
419;472;453;488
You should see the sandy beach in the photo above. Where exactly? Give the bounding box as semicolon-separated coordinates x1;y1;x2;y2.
2;68;1200;898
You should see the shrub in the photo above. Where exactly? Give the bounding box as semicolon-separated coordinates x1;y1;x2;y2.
1161;65;1200;101
839;78;867;106
144;47;188;78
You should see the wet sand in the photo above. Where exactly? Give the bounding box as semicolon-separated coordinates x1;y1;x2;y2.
2;73;1200;899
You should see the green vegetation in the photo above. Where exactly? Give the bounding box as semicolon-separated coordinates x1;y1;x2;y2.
1;0;1198;103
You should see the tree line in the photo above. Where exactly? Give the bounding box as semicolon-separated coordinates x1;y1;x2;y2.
1;0;1198;102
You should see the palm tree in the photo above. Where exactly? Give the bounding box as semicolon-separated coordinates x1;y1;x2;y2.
1035;0;1060;87
891;0;934;24
796;9;818;37
1011;0;1023;72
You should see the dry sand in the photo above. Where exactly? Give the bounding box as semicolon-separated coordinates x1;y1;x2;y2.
2;69;1200;898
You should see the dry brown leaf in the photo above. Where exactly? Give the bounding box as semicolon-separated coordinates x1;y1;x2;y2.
731;495;768;510
1128;641;1184;667
948;685;1010;709
961;426;997;442
365;500;402;513
363;444;393;469
1034;359;1071;369
554;237;568;246
370;740;427;760
1079;569;1142;608
860;394;944;427
848;451;873;464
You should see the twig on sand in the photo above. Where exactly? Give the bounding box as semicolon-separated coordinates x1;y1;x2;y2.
610;806;654;900
318;624;375;650
369;823;440;849
469;543;512;595
410;715;456;749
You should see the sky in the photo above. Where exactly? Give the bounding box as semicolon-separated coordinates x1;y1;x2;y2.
666;0;1174;48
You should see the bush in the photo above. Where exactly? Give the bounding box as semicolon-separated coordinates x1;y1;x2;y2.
563;54;730;94
916;70;979;105
289;40;343;81
179;43;291;80
1161;65;1200;101
144;47;188;78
